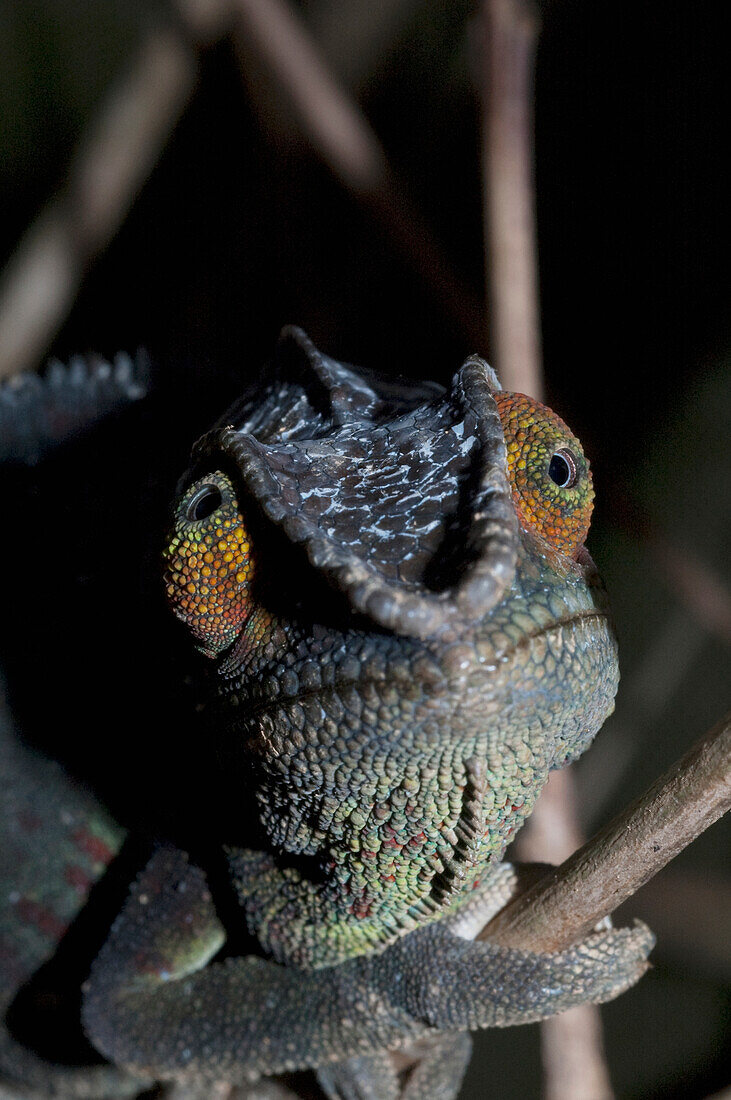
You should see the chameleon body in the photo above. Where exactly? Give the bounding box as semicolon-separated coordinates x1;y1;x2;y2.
0;352;148;464
0;330;653;1099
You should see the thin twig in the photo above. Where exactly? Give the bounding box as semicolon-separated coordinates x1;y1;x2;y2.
480;712;731;951
540;1010;613;1100
231;0;486;348
480;0;542;398
514;776;614;1094
0;0;234;383
0;26;196;381
479;0;610;1093
515;767;582;863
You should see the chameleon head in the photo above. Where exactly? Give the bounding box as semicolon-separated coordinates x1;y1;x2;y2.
164;388;599;657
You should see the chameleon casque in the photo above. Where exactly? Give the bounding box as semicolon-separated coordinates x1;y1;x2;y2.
0;328;653;1099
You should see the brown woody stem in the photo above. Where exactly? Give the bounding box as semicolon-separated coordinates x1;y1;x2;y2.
480;712;731;951
231;0;486;349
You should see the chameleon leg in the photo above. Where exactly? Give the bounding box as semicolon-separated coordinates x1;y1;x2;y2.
82;846;427;1085
83;846;653;1088
378;917;655;1033
0;694;145;1098
314;860;623;1100
317;1033;472;1100
317;1052;403;1100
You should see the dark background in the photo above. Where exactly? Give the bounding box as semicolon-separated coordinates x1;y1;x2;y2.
0;1;728;1097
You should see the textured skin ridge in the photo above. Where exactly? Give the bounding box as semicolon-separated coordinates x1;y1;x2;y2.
193;331;519;640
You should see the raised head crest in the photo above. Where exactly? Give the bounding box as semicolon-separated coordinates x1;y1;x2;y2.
192;328;519;639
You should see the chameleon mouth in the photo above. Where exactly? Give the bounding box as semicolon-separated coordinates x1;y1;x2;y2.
218;602;613;727
215;514;613;720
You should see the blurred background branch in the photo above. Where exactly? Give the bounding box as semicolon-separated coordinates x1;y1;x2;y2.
0;12;207;382
0;0;486;384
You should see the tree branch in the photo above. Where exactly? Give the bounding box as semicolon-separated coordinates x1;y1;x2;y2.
480;712;731;951
478;1;611;1093
0;0;234;382
0;23;199;382
231;0;486;348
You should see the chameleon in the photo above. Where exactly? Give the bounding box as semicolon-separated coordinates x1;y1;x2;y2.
0;328;653;1099
0;351;149;466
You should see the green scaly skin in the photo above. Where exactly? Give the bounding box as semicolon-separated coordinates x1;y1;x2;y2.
219;538;618;969
0;358;149;1097
0;688;143;1098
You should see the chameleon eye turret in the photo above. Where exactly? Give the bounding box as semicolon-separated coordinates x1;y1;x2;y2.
494;391;594;558
163;470;255;656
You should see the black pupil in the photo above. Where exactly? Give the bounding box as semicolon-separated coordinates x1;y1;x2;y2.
188;485;222;521
548;452;573;489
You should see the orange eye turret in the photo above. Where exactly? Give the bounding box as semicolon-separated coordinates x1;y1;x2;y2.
494;392;594;558
163;471;255;656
